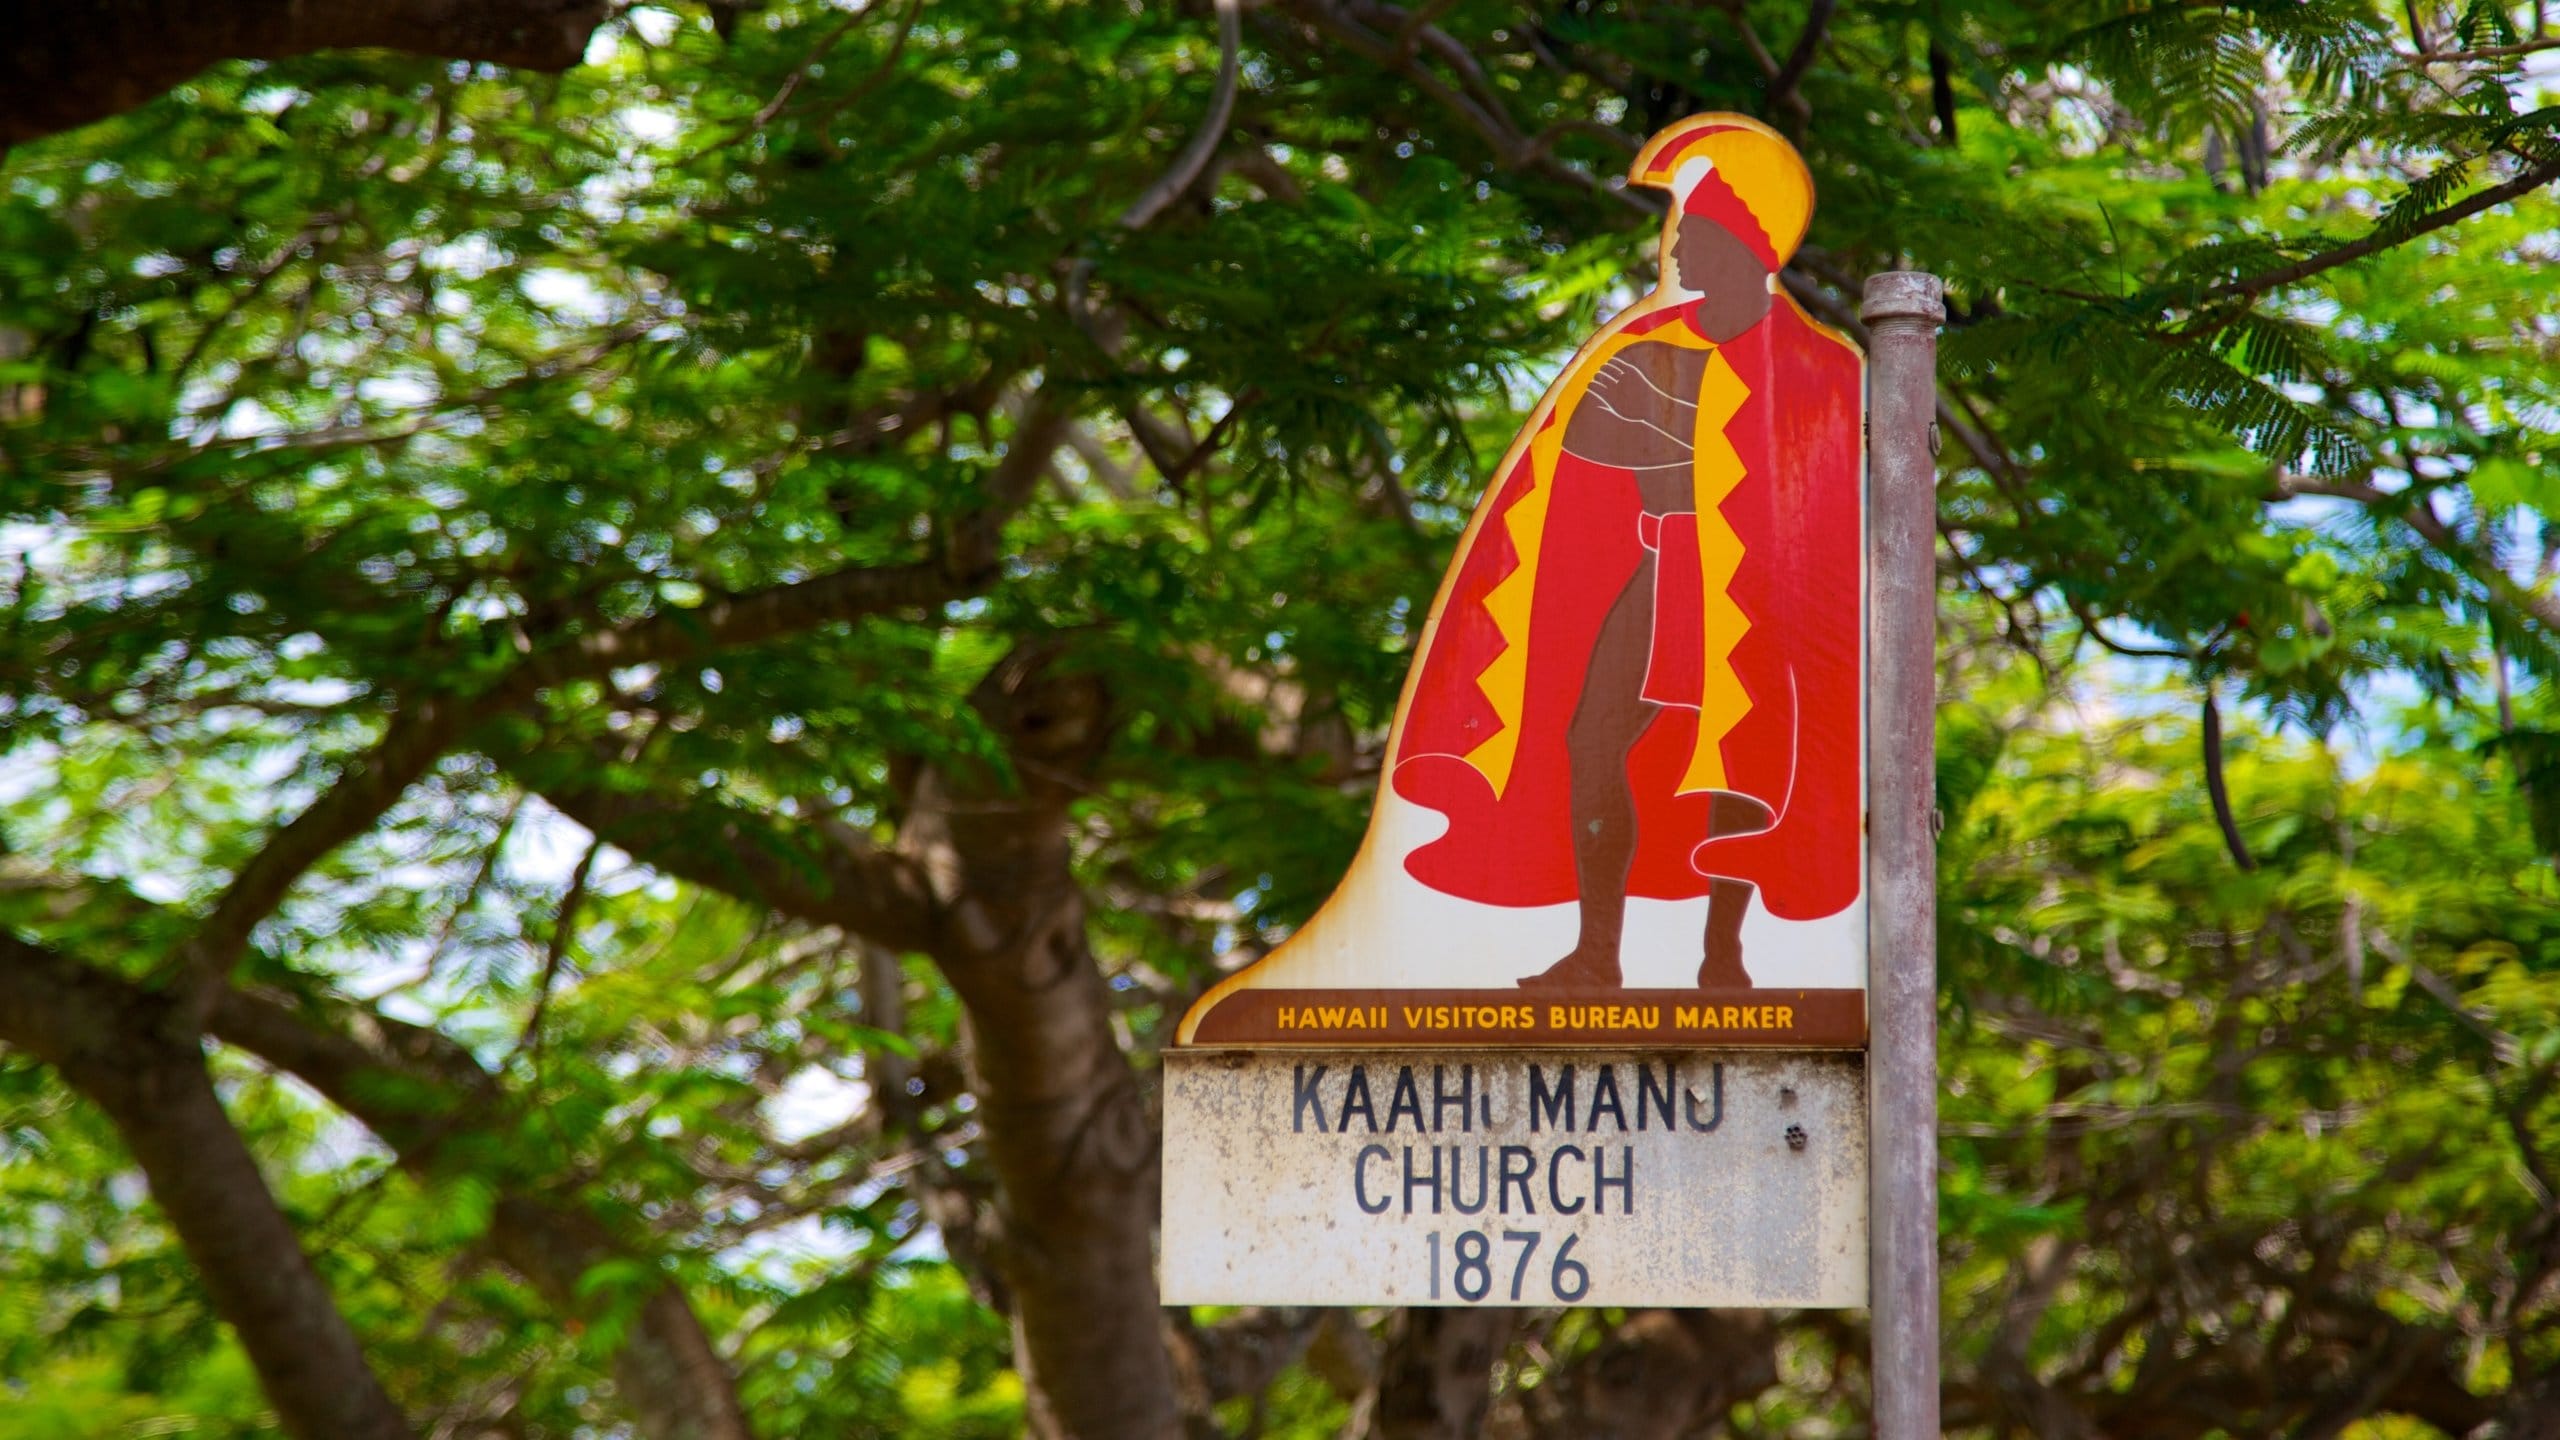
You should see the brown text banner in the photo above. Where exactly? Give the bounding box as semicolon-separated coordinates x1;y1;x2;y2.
1184;987;1864;1048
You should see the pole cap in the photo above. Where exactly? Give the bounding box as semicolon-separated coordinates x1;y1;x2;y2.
1861;271;1945;325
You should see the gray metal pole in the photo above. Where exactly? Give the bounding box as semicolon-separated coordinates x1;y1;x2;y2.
1862;270;1944;1440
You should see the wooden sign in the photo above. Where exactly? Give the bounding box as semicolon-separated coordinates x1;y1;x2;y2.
1163;115;1884;1312
1162;1050;1868;1307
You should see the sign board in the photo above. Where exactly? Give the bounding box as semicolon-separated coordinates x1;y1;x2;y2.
1162;1051;1865;1308
1166;113;1873;1311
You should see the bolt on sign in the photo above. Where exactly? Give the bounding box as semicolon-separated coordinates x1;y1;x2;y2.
1164;114;1876;1311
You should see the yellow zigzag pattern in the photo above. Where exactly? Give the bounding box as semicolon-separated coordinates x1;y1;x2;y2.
1462;456;1548;794
1461;328;1648;795
1461;324;1757;799
1681;349;1752;794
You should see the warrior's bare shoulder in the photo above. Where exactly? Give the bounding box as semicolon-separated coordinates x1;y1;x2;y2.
1562;336;1715;470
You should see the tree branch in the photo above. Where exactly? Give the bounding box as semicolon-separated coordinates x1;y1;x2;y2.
2414;37;2560;61
1768;0;1838;123
174;543;998;1005
1726;4;1787;85
207;986;760;1440
1276;0;1646;207
526;770;944;957
1929;39;1959;144
2201;687;2258;872
696;0;926;156
2277;471;2560;633
515;834;604;1062
2200;155;2560;305
0;0;610;149
2071;601;2191;661
944;394;1074;582
1059;0;1244;493
175;694;471;1006
1120;0;1244;232
0;935;416;1440
507;557;968;696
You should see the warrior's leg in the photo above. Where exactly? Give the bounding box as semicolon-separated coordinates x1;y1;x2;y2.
1700;879;1756;987
1519;558;1658;990
1697;794;1775;989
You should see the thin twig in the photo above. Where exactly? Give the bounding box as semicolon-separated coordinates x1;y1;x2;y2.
515;835;605;1065
696;0;925;155
2201;686;2258;873
389;796;525;996
172;217;339;381
2072;602;2190;662
2278;470;2560;633
752;10;866;127
2196;155;2560;306
1118;0;1244;232
2413;37;2560;61
1768;0;1838;122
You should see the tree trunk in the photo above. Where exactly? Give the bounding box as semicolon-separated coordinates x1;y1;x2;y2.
0;938;415;1440
1365;1308;1513;1440
1523;1310;1776;1439
906;646;1184;1440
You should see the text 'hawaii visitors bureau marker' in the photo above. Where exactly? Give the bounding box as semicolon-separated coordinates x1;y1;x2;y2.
1163;114;1894;1311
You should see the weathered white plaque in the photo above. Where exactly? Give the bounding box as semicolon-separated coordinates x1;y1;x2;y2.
1161;1049;1866;1308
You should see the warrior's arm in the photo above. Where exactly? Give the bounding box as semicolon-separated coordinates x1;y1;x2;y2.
1560;341;1720;471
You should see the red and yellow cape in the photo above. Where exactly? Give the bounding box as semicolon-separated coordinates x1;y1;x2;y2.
1386;294;1863;921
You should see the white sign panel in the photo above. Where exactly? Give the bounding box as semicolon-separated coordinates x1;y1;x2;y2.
1160;1049;1866;1308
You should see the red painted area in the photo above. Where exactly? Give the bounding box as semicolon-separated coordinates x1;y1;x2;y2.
1390;300;1862;920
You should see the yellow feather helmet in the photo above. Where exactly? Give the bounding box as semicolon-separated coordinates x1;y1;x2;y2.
1628;114;1815;269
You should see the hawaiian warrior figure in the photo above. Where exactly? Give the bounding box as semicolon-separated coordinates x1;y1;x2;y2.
1386;114;1864;991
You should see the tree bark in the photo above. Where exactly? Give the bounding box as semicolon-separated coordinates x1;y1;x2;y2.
1524;1310;1776;1439
0;937;416;1440
904;644;1184;1440
1364;1307;1513;1440
1;0;610;149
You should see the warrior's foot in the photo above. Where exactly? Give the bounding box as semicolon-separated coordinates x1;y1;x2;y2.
1695;935;1752;990
1518;948;1623;990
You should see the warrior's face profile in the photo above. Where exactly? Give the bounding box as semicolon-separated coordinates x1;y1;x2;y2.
1668;205;1777;341
1661;152;1787;340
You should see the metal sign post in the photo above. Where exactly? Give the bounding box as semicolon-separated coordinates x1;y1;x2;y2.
1860;271;1944;1438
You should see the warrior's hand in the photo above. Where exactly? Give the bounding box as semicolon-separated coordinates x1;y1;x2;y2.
1562;343;1714;471
1589;355;1692;430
